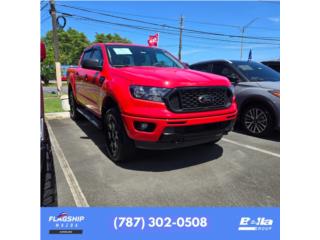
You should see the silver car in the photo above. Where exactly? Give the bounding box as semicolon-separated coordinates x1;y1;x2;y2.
190;60;280;137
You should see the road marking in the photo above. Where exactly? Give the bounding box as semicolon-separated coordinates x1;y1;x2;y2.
222;138;280;158
47;122;90;207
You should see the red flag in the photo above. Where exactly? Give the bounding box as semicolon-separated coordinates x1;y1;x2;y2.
148;33;159;47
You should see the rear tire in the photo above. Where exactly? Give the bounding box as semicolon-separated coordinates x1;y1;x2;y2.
241;104;273;137
69;90;81;121
104;108;136;162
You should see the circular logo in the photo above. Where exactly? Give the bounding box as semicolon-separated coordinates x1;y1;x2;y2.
198;95;215;104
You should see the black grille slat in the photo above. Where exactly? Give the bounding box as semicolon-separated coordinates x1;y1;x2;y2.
165;87;232;113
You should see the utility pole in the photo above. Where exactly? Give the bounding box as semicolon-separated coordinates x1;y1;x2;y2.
178;15;184;61
240;27;245;60
49;0;62;95
240;17;259;60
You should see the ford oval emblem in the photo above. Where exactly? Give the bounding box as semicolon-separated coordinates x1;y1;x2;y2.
198;95;215;104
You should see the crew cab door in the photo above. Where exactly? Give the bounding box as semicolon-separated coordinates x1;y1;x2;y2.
76;47;104;114
85;46;104;115
76;48;93;106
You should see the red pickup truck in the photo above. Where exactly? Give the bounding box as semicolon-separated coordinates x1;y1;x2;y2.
68;43;237;162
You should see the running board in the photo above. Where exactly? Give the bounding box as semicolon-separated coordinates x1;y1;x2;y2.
76;107;103;129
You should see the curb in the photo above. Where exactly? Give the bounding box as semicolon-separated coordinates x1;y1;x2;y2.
45;112;70;120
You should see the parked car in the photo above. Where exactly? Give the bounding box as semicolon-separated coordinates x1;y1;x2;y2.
61;65;77;81
190;60;279;137
261;60;280;72
67;43;238;162
41;74;49;85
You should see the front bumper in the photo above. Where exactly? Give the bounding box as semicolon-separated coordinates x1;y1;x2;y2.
135;120;235;150
122;110;237;149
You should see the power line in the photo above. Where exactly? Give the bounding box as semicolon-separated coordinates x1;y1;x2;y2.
56;3;279;41
56;3;279;32
185;19;279;32
59;3;279;41
57;3;180;22
65;17;280;53
71;17;279;48
41;2;48;11
62;12;279;46
68;14;279;46
184;20;239;29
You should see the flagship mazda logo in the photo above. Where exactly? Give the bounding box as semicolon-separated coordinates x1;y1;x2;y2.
198;94;215;104
48;212;86;234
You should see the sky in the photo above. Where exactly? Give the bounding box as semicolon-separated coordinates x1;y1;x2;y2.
41;1;280;64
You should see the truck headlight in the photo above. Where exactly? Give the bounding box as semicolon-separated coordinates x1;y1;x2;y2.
130;85;171;102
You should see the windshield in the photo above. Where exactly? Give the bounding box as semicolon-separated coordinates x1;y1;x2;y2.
106;45;184;68
232;61;280;82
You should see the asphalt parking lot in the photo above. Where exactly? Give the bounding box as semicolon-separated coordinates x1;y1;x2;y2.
47;117;279;207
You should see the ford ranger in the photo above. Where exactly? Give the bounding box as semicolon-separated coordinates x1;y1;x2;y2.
67;43;237;162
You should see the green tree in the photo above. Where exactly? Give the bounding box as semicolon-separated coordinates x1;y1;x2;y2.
41;29;131;80
93;33;131;43
41;28;90;80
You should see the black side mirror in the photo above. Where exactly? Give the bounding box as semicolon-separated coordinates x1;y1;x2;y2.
82;58;102;71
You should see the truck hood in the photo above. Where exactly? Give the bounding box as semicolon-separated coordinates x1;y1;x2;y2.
110;66;231;88
256;81;280;90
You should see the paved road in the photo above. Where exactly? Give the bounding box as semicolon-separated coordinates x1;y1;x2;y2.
43;86;68;94
48;118;279;207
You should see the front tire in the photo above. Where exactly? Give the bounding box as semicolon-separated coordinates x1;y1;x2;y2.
241;104;273;137
212;135;223;144
104;108;136;162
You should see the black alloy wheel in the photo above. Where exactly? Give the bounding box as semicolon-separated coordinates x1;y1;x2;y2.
105;113;120;159
104;108;135;162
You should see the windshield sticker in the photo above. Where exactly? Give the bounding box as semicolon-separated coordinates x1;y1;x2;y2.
113;48;132;55
238;65;254;71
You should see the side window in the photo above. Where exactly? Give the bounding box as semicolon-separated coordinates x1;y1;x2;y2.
81;50;92;67
212;63;240;83
91;48;104;67
191;63;212;73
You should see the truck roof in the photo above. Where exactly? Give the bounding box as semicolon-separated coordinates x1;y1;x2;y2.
86;42;158;49
105;42;148;47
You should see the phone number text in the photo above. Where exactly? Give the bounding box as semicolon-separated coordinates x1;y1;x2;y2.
113;216;208;230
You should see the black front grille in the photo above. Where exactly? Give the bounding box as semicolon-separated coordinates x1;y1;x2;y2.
165;87;232;113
